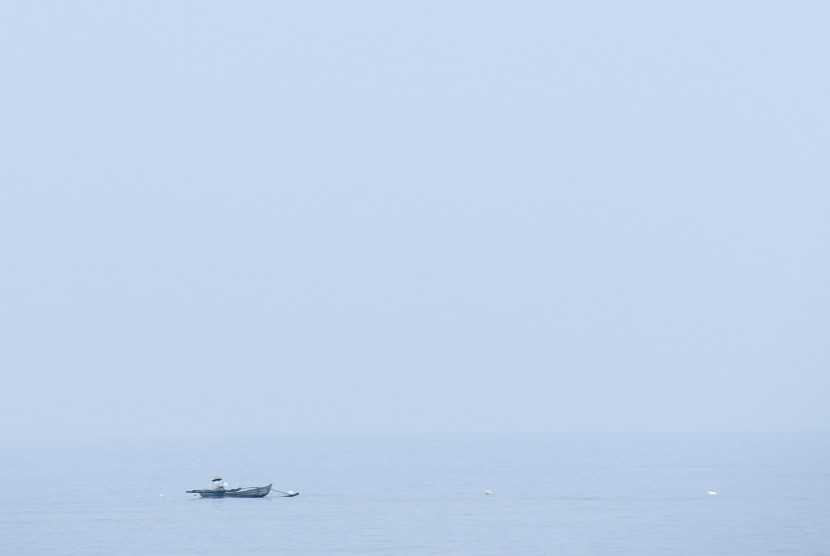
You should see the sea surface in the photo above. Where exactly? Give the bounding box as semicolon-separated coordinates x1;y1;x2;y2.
1;433;828;555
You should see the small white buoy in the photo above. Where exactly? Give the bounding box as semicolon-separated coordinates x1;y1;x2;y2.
484;490;492;495
159;494;165;497
707;491;718;496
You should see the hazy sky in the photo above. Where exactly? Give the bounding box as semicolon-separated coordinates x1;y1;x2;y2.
1;1;828;439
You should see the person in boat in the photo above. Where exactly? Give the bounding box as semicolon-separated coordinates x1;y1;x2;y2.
211;476;229;491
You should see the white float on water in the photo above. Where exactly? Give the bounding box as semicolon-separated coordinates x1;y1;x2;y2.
484;490;492;495
707;491;718;495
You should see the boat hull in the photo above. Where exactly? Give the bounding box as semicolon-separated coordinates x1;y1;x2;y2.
188;484;272;498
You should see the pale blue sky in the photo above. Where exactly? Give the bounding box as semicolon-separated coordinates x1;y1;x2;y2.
1;1;828;438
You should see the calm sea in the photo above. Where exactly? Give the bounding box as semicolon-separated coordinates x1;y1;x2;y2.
1;433;828;555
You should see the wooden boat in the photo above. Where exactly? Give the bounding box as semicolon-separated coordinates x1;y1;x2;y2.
187;484;273;498
187;477;299;498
